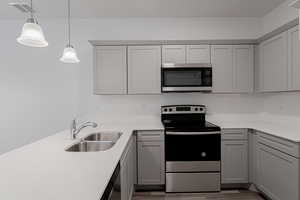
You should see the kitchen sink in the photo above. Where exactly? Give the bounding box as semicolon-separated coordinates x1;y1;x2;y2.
66;141;115;152
84;132;122;143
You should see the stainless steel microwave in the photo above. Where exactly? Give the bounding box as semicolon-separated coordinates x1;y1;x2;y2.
161;63;213;93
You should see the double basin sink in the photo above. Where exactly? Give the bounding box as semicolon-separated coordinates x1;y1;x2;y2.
66;132;122;152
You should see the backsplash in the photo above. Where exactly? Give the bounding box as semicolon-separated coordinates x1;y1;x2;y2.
78;93;262;120
261;92;300;116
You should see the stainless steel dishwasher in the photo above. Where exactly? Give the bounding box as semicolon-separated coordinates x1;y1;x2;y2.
100;163;121;200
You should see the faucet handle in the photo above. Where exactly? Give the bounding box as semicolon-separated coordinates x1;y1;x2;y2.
70;119;77;139
71;119;77;130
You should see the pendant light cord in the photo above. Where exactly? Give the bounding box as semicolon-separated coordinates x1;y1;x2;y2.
30;0;33;19
68;0;71;46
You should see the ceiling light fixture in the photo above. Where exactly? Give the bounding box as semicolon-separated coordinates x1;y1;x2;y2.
60;0;80;63
16;0;48;47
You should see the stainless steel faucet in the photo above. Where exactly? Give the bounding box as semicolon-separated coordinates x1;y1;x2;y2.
70;119;98;139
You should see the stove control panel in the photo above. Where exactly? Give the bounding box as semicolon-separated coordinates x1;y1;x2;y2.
161;105;206;114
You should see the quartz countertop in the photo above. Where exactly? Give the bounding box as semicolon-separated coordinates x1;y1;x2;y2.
0;117;163;200
207;113;300;142
0;113;300;200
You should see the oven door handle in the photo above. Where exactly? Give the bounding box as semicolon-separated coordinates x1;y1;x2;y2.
166;131;220;135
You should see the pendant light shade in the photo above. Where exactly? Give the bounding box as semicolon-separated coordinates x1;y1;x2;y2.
60;45;80;63
60;0;80;63
16;0;48;48
17;18;48;47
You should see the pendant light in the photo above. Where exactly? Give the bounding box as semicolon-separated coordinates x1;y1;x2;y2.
60;0;80;63
17;0;48;47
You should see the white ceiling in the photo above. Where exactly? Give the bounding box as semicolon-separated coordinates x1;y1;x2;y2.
2;0;286;19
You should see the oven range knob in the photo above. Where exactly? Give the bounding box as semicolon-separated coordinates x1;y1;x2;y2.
195;108;198;111
201;152;207;157
169;108;172;112
199;108;203;111
164;108;168;112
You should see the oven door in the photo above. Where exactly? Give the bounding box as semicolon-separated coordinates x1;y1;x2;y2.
165;131;221;162
161;67;212;92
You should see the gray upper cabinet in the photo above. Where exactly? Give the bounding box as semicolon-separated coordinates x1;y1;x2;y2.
233;45;254;93
162;45;186;63
211;45;234;93
162;45;210;64
211;45;254;93
288;25;300;91
94;46;127;94
128;46;161;94
259;32;288;92
254;45;261;92
186;45;211;63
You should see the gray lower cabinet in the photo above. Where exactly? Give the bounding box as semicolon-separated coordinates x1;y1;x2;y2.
255;132;300;200
221;129;248;184
137;130;165;185
121;135;136;200
248;131;258;185
257;143;299;200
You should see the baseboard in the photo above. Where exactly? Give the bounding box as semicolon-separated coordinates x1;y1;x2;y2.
135;184;165;191
221;183;250;189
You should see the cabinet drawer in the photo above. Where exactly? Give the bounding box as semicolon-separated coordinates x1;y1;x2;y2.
137;130;164;141
222;129;248;140
257;131;300;158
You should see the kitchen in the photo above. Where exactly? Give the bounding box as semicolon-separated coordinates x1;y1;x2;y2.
1;0;300;199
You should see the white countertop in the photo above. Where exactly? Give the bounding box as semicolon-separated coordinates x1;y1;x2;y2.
207;113;300;142
0;113;300;200
0;117;163;200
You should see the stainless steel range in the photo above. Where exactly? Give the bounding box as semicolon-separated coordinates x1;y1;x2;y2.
161;105;221;193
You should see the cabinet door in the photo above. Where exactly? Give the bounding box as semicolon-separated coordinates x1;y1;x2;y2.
221;140;248;184
121;136;135;200
94;46;127;94
257;143;299;200
211;45;234;93
254;45;262;92
259;32;288;92
249;131;258;185
233;45;254;93
121;153;129;200
288;25;300;90
128;46;161;94
162;45;186;64
138;141;165;185
186;45;210;63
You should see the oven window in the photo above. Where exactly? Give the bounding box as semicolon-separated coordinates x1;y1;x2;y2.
165;133;220;161
162;68;212;87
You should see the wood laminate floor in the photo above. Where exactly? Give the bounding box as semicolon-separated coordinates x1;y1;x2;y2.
133;190;266;200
